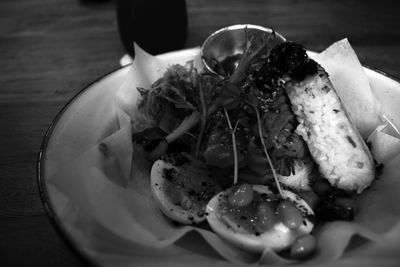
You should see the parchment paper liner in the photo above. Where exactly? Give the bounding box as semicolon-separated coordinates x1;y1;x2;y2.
47;39;400;266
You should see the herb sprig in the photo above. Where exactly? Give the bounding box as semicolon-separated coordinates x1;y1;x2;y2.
218;30;285;197
136;30;289;198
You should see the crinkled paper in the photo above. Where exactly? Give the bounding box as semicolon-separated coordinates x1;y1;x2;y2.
47;40;400;267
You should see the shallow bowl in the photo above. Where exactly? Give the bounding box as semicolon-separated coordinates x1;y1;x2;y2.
201;24;286;76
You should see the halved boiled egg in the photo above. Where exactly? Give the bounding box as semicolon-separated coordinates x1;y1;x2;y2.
151;152;222;224
206;184;315;252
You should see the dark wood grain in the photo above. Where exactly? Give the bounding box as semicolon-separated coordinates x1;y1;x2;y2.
1;0;400;266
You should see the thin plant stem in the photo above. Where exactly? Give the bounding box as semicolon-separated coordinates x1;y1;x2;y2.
195;80;208;157
254;107;284;197
223;108;239;185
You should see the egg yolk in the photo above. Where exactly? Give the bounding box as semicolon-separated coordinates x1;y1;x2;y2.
217;189;282;235
216;184;311;235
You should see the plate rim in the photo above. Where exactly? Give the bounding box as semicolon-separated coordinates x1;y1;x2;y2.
36;48;400;267
36;65;130;267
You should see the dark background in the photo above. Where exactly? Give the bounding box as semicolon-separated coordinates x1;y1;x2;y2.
1;0;400;266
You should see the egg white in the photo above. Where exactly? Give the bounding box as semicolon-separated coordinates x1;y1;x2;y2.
206;184;314;252
151;153;221;224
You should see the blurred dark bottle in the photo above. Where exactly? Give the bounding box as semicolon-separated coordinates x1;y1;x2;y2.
116;0;188;58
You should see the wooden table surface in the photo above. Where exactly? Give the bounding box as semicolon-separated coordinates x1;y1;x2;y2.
1;0;399;266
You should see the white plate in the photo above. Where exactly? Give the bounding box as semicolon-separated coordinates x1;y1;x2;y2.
38;48;400;267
